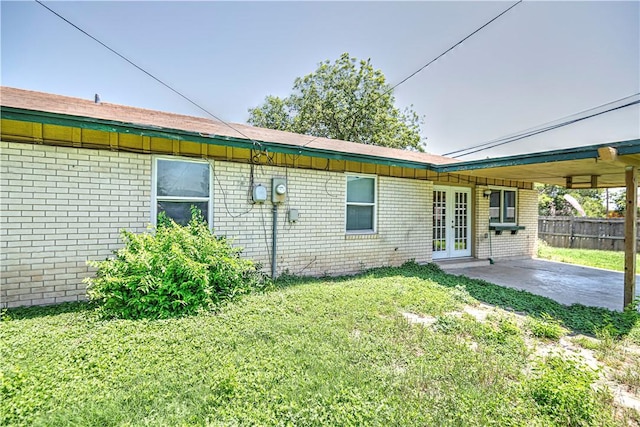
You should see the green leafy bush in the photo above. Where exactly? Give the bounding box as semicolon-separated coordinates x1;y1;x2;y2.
86;209;269;319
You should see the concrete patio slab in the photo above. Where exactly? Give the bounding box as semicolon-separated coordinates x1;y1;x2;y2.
439;258;640;312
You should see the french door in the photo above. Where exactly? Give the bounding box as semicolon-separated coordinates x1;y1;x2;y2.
432;186;471;259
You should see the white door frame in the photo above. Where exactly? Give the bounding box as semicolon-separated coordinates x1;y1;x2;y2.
432;186;472;259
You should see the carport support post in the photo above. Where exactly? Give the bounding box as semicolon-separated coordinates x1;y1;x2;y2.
624;166;637;309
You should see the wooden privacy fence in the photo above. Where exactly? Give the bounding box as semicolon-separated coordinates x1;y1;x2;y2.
538;216;640;251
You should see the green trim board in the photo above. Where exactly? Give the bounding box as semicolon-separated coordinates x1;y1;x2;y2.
490;225;525;235
3;105;639;178
436;140;640;173
0;107;433;171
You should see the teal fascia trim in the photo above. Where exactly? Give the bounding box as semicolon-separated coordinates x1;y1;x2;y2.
1;107;433;171
434;139;640;173
616;141;640;156
5;106;639;174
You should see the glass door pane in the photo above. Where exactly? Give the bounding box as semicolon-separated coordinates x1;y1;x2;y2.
432;190;447;256
433;187;471;259
451;189;471;257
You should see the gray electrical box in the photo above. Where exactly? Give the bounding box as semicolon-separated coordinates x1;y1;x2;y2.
272;178;287;203
252;184;267;203
288;209;299;223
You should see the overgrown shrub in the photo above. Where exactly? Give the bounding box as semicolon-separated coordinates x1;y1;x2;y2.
86;209;269;319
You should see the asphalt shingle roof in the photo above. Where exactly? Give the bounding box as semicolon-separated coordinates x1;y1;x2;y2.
0;86;459;166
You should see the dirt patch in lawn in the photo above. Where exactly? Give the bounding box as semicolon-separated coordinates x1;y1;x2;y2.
403;303;640;420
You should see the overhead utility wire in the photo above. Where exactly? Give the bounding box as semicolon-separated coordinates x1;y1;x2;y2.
444;93;640;156
449;96;640;158
388;0;522;93
299;0;523;149
35;0;263;149
455;99;640;157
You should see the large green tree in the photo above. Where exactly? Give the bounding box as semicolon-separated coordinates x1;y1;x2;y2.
248;53;425;151
537;184;605;217
608;188;640;217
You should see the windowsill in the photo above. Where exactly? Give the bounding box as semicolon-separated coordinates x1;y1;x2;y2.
345;231;379;240
489;224;525;235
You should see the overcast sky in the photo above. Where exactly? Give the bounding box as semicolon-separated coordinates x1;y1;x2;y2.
2;1;639;159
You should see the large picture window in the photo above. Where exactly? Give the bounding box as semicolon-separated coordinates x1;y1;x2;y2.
153;157;212;226
489;188;516;224
346;175;376;232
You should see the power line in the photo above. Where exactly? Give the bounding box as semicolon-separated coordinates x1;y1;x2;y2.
448;95;640;158
389;0;522;93
35;0;263;149
37;0;525;158
444;93;640;156
456;100;639;157
299;0;522;149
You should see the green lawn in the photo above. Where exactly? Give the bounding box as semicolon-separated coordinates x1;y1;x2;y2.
2;263;639;426
537;241;640;273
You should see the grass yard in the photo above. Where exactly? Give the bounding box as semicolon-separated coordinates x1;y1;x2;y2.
537;241;640;273
2;262;639;426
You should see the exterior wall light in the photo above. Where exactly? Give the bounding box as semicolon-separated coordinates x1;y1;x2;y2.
483;189;492;198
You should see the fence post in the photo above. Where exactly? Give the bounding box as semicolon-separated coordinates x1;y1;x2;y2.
569;216;575;249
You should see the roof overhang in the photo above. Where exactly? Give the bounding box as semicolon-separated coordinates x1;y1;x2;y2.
435;140;640;188
0;106;434;171
2;104;639;188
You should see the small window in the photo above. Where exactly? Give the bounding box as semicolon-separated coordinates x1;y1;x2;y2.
489;189;517;224
489;191;501;223
346;175;376;232
503;190;516;223
153;158;212;226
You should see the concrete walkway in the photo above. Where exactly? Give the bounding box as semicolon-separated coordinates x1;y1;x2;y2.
440;258;640;312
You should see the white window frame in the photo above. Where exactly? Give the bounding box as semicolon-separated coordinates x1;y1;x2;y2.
151;156;214;227
488;187;517;225
345;173;377;234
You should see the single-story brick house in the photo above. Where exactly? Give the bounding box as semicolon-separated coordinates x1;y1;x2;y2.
2;87;638;308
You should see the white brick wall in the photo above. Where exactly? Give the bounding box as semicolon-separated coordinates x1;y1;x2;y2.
0;142;150;308
212;162;432;276
474;186;538;259
1;141;537;308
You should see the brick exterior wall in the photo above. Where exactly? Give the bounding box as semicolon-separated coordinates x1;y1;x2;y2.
1;142;537;308
0;142;150;308
474;186;538;260
212;162;432;277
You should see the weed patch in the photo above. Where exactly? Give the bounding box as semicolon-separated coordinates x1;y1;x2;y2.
386;261;640;337
524;355;615;426
527;313;567;341
573;335;600;351
1;262;633;425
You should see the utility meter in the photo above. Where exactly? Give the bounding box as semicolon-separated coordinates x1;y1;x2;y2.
252;184;267;203
272;178;287;203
